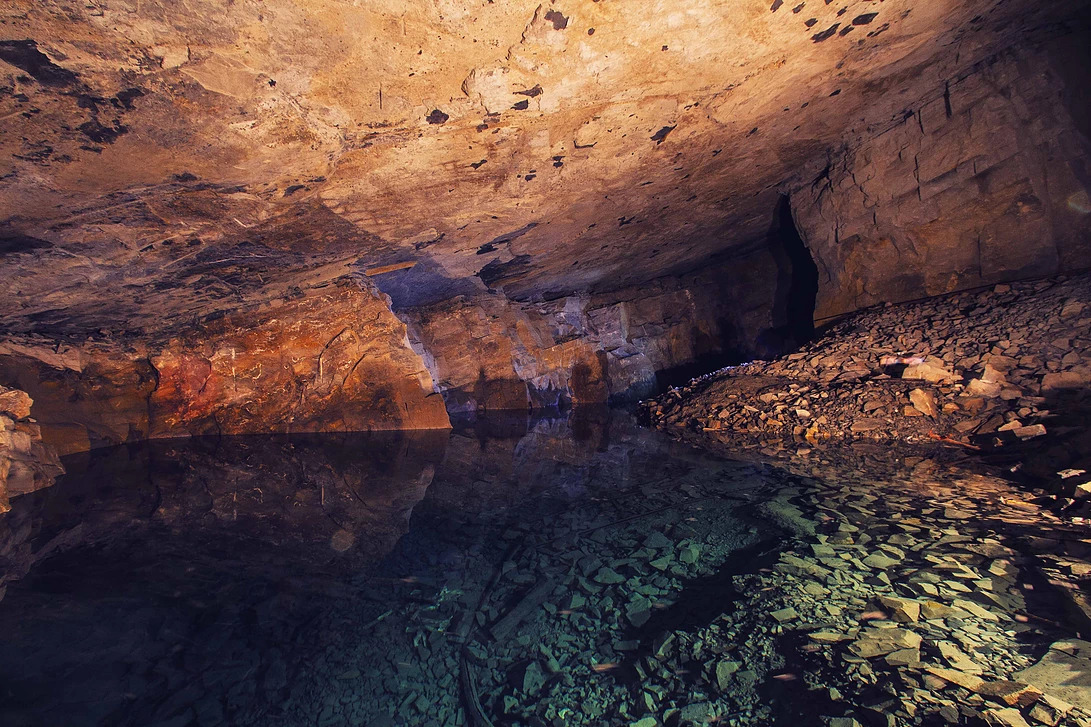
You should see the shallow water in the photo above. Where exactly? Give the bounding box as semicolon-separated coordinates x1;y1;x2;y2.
0;410;1085;726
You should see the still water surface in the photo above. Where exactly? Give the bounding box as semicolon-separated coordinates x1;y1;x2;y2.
0;410;1081;726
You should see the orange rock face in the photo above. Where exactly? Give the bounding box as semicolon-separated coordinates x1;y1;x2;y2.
0;282;449;454
148;283;450;436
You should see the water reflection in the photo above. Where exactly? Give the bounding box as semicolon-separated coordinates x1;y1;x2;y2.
0;410;774;726
0;410;1086;727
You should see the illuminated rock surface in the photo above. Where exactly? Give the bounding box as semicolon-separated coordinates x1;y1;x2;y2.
1;0;1089;448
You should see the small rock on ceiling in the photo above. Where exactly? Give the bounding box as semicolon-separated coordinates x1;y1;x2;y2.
0;0;1084;339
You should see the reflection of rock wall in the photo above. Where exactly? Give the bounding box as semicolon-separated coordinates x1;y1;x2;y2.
0;281;450;454
791;36;1091;320
0;429;447;602
0;385;63;512
402;261;777;413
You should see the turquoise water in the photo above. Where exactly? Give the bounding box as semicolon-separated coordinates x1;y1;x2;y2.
0;410;1080;726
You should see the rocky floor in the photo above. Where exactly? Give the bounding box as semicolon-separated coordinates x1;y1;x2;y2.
643;274;1091;482
634;273;1091;726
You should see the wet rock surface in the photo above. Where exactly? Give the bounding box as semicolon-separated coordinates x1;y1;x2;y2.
2;410;1091;726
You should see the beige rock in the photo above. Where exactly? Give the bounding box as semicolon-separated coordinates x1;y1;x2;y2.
0;387;32;420
938;641;984;674
879;596;921;623
902;359;959;384
984;707;1031;727
850;628;922;659
1014;640;1091;710
967;378;1003;398
926;666;986;692
909;389;939;419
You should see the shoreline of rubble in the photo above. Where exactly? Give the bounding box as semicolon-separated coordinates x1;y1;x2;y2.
641;273;1091;496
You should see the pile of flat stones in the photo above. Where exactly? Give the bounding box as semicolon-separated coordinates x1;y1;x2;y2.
745;468;1091;727
643;275;1091;459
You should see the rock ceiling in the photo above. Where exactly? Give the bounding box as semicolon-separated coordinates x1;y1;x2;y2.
1;0;1085;340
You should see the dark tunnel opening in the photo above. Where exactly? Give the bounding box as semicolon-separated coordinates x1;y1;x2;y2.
758;194;819;357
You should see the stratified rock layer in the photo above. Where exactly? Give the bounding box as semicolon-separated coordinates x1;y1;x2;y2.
792;40;1091;319
0;281;450;454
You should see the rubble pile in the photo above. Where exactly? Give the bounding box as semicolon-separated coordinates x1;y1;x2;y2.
643;274;1091;472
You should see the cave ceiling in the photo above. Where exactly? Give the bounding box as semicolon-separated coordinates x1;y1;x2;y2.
0;0;1085;340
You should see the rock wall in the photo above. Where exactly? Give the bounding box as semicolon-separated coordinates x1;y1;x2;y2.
0;280;450;455
400;259;780;414
1;258;791;452
147;281;450;438
791;35;1091;320
0;385;63;512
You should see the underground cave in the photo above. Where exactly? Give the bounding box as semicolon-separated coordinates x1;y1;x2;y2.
2;1;1091;725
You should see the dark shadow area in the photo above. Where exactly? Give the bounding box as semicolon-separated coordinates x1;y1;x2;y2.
756;195;819;357
650;344;752;393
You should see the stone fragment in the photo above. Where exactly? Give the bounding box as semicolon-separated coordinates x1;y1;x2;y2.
879;596;920;623
850;628;922;658
716;660;740;691
594;567;626;584
1014;640;1091;710
901;358;959;384
0;388;32;420
952;599;999;621
1013;424;1046;440
850;418;886;433
909;388;939;419
1042;371;1089;391
770;607;799;623
885;648;921;667
984;708;1031;727
967;378;1003;398
921;601;957;620
809;631;852;643
1027;694;1074;726
977;681;1042;708
862;553;900;570
938;641;984;674
926;666;986;692
679;702;711;723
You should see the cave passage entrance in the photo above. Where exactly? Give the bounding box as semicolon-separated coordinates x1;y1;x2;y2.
769;194;819;349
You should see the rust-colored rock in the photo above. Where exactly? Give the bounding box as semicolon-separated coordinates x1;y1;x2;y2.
148;282;450;436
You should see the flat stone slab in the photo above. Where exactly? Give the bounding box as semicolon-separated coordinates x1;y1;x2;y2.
1014;639;1091;711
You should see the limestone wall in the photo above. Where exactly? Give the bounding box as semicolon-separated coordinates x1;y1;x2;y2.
0;280;450;455
401;258;781;414
791;35;1091;320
